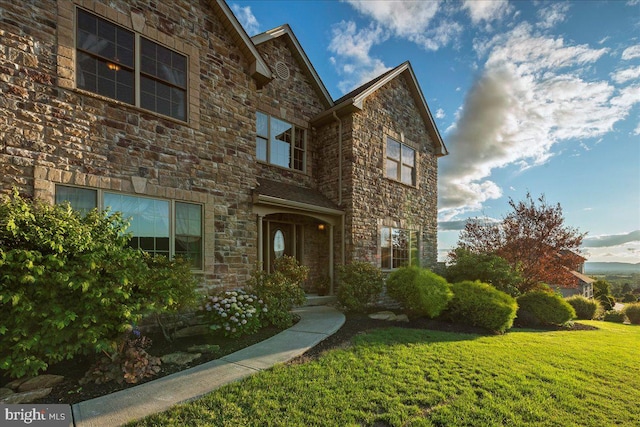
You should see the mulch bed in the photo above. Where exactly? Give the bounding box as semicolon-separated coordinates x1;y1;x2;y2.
13;311;597;405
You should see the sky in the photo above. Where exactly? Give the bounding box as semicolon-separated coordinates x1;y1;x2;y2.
229;0;640;264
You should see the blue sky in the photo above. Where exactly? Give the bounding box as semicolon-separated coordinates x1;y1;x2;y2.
229;0;640;264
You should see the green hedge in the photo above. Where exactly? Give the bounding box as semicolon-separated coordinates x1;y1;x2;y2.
565;295;601;320
386;266;452;318
622;303;640;325
516;291;576;326
446;280;518;333
336;262;384;312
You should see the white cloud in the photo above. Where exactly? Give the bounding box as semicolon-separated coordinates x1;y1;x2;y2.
438;23;640;218
583;230;640;248
231;4;259;36
611;66;640;84
435;108;445;119
634;122;640;136
462;0;510;25
622;44;640;60
536;2;570;29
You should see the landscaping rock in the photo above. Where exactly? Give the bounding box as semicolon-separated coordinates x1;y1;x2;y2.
161;352;202;365
395;314;410;322
0;388;14;399
18;374;64;392
173;325;210;338
369;311;397;321
0;387;52;404
5;378;29;390
187;344;220;354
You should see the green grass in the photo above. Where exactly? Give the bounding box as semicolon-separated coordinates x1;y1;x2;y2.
131;322;640;426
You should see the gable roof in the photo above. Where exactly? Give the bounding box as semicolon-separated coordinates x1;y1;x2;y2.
311;62;448;157
252;25;334;109
210;0;272;88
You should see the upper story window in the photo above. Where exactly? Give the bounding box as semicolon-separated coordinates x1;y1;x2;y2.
76;9;187;121
381;227;419;270
386;137;416;186
55;185;203;269
256;112;306;171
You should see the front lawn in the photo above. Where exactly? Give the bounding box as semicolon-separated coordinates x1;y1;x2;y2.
131;321;639;426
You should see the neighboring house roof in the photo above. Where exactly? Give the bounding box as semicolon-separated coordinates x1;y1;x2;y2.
252;25;334;109
254;178;342;214
569;269;596;285
211;0;272;87
311;61;448;157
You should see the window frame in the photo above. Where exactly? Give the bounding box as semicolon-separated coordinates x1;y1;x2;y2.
55;185;204;270
380;226;419;270
256;111;307;172
386;136;416;186
75;7;188;122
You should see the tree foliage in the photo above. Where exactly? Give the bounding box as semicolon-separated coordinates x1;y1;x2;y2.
453;193;586;293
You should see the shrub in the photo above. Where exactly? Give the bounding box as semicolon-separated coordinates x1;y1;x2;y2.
622;303;640;325
516;290;576;326
386;266;452;318
445;248;523;297
200;290;266;338
603;310;627;324
622;293;638;303
446;280;518;333
565;295;601;320
0;191;199;378
336;261;384;312
248;256;307;328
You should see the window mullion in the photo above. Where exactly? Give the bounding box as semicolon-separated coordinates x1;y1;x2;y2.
134;34;140;109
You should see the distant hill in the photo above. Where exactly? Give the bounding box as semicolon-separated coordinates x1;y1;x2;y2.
584;262;640;275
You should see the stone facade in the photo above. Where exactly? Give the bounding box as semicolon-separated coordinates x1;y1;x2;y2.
0;0;446;294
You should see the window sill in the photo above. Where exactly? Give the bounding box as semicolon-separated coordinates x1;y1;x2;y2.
257;160;308;176
384;176;419;189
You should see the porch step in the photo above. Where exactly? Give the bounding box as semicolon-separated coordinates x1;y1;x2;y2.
304;294;337;306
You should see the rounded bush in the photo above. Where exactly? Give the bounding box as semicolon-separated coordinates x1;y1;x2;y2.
516;291;576;326
446;280;518;333
337;262;384;312
622;303;640;325
603;310;627;323
565;295;601;320
386;266;452;318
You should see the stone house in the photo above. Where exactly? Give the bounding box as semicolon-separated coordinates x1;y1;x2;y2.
0;0;447;294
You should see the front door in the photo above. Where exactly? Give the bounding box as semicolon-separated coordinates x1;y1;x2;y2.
264;222;299;271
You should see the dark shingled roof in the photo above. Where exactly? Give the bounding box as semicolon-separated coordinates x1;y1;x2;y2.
255;178;341;211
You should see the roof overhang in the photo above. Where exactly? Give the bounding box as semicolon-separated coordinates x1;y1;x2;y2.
211;0;272;88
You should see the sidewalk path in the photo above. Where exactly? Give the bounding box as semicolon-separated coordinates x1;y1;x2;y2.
72;305;345;427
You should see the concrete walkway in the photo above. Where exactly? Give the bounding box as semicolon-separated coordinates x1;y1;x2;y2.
72;305;345;427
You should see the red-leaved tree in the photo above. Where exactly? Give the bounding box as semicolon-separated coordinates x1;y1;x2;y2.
452;193;586;293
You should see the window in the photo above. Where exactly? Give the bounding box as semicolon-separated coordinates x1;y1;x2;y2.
381;227;419;269
256;112;306;171
386;137;416;186
76;9;187;121
56;185;202;269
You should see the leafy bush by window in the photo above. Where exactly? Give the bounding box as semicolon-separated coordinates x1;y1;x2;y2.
622;303;640;325
336;261;384;312
516;290;576;326
445;280;518;333
565;295;601;320
0;191;199;378
247;256;307;328
386;266;452;318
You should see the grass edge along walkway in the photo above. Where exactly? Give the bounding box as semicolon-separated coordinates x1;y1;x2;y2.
131;321;640;427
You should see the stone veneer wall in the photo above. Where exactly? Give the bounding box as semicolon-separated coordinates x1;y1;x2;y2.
342;74;439;269
0;0;262;290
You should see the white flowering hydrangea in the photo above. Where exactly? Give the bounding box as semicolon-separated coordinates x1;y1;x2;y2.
200;289;267;338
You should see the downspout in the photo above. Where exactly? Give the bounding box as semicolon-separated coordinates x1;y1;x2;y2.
332;112;346;272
